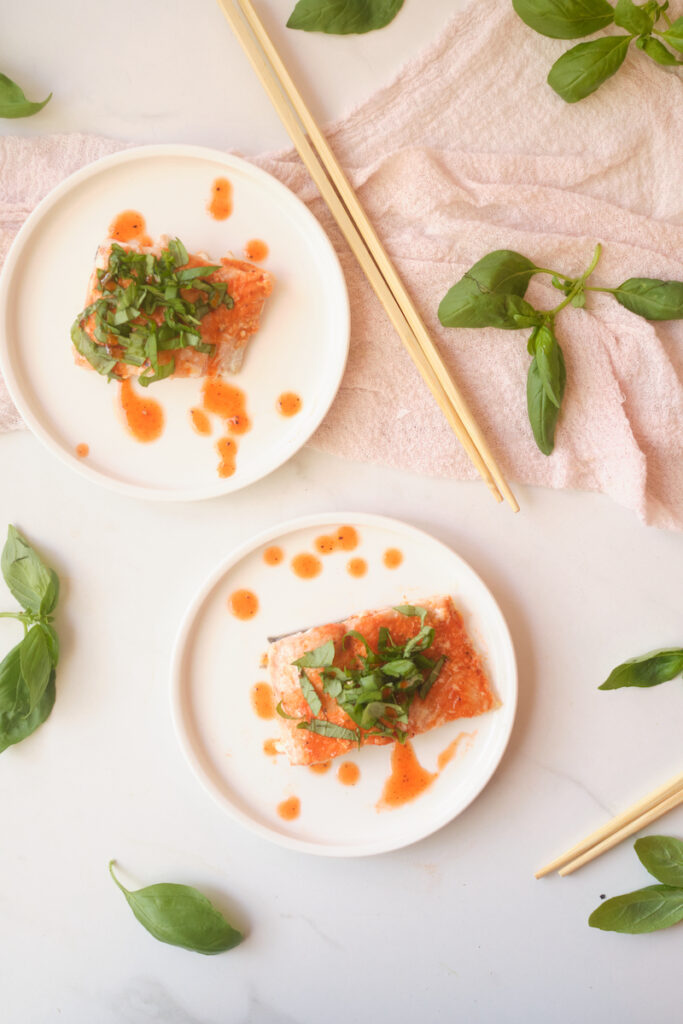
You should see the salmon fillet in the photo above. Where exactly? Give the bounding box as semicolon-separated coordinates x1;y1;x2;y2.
72;237;273;381
269;596;498;766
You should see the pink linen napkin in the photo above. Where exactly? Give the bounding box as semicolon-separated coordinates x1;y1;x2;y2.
1;0;682;527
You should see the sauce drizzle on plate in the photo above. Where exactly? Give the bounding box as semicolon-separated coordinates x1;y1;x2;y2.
263;546;284;566
291;553;322;579
229;588;259;620
377;741;437;810
251;682;275;720
337;762;360;786
120;379;164;442
277;392;302;417
244;239;269;262
383;548;403;569
75;443;89;458
277;796;300;821
109;210;152;246
208;177;233;220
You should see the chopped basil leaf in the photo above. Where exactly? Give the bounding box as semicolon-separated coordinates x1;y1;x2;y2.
296;719;360;743
292;639;335;669
298;670;322;716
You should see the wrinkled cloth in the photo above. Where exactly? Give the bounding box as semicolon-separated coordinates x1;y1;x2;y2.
1;0;682;526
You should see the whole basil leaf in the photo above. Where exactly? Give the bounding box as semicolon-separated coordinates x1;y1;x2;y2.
287;0;404;34
439;251;542;330
0;671;55;754
0;644;23;714
589;885;683;933
635;836;683;887
0;73;51;119
636;35;679;63
548;35;632;102
512;0;615;38
530;323;563;407
527;334;566;454
1;525;59;616
109;862;243;955
614;0;655;34
661;16;683;51
599;647;683;689
293;640;335;669
38;622;59;667
610;278;683;319
19;626;51;712
298;671;322;716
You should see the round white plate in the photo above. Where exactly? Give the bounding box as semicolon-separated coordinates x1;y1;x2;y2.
171;513;517;857
0;145;349;500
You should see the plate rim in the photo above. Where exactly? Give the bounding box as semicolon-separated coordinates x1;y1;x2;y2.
0;143;350;502
169;511;518;857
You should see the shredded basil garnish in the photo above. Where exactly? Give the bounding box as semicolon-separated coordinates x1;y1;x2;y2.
71;240;234;386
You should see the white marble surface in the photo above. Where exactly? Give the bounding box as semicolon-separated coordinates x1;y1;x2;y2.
1;2;682;1022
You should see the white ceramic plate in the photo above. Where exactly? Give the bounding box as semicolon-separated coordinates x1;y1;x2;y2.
171;513;517;857
0;145;349;500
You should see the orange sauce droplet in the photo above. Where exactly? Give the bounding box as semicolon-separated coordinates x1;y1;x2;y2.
383;548;403;569
109;210;149;243
437;732;475;771
216;436;238;478
264;738;280;757
202;378;250;435
229;589;259;620
377;741;437;810
190;408;212;435
250;682;275;719
208;177;233;220
263;546;284;566
347;557;367;578
75;443;89;458
309;762;331;775
336;526;359;551
120;379;164;442
244;239;269;262
277;392;302;417
277;796;300;821
337;761;360;786
291;553;322;579
314;535;337;555
228;413;251;436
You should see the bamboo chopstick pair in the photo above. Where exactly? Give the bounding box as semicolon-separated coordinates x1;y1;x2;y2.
536;770;683;878
215;0;519;512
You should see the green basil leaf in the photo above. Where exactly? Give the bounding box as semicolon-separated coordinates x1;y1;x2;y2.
292;639;335;669
599;648;683;689
610;277;683;319
109;862;243;955
439;251;542;330
323;677;343;699
38;622;60;667
420;655;446;701
393;604;428;625
296;719;359;742
527;342;566;455
1;525;59;616
71;318;119;379
532;324;564;407
287;0;404;34
636;34;679;63
661;17;683;51
0;73;51;119
298;671;322;716
19;627;51;712
360;701;388;728
0;643;23;714
614;0;655;34
548;35;632;102
635;836;683;887
589;885;683;933
275;701;298;720
342;630;376;660
403;626;435;657
512;0;615;38
0;671;55;754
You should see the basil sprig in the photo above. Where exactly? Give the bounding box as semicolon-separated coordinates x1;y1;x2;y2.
439;244;683;455
513;0;681;102
280;606;446;745
71;240;234;387
599;647;683;689
0;73;51;118
0;526;60;754
287;0;404;34
109;862;243;955
589;836;683;933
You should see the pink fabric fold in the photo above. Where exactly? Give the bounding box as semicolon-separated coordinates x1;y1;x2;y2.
1;0;682;526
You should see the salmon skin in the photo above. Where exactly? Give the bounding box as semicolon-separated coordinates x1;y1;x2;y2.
268;596;498;767
72;236;273;382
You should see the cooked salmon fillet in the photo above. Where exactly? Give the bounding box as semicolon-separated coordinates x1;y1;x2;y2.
73;238;273;380
269;596;498;766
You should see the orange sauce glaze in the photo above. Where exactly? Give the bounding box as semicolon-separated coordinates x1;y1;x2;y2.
263;546;284;566
228;589;259;620
437;731;475;771
202;378;250;438
277;392;302;417
120;379;164;442
190;408;212;435
216;436;238;478
109;210;152;246
208;177;233;220
314;535;337;555
377;741;437;809
336;526;359;551
313;526;359;556
244;239;269;262
383;548;403;569
337;762;360;786
291;553;322;579
347;557;367;578
309;762;331;775
250;683;275;720
75;443;89;458
264;738;280;757
277;796;300;821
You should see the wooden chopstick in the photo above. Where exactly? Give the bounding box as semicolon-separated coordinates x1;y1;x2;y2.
535;770;683;879
215;0;519;512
